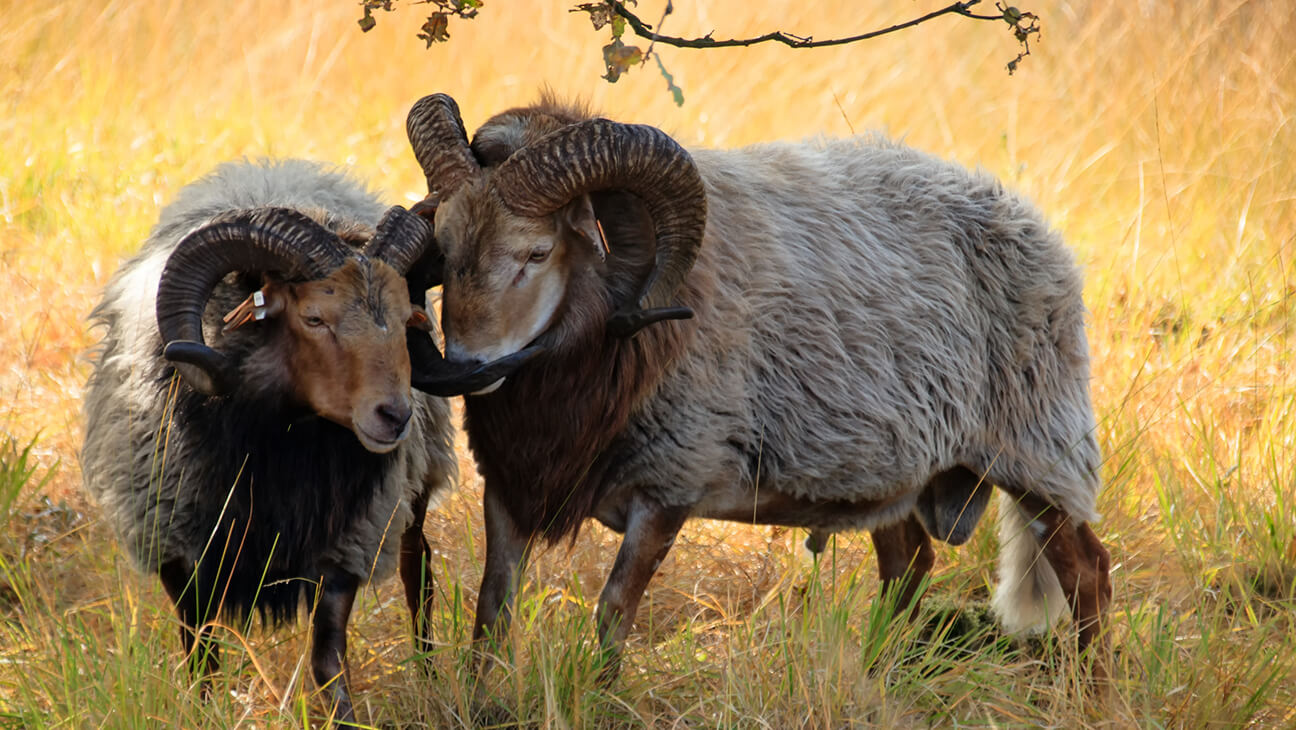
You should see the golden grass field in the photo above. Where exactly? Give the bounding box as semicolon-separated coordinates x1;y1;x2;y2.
1;0;1293;726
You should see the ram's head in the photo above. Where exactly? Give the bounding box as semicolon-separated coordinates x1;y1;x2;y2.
402;93;708;394
154;204;530;452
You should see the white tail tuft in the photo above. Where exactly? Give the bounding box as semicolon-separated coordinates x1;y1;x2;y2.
992;491;1068;634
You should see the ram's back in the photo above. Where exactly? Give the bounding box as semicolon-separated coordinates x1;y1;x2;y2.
637;138;1098;519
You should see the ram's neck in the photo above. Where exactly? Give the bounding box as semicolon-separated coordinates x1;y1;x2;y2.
463;302;695;543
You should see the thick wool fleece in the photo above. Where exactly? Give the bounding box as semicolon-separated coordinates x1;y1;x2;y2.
595;139;1100;523
463;126;1102;634
82;160;456;622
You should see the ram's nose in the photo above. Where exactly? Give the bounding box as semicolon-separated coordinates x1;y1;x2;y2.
443;340;475;363
375;399;413;435
355;397;413;453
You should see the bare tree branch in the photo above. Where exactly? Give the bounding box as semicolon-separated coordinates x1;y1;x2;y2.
357;0;1041;99
605;0;1004;50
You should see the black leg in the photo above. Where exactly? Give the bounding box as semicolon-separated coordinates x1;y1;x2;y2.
311;573;360;724
869;514;936;619
159;558;220;686
399;494;435;670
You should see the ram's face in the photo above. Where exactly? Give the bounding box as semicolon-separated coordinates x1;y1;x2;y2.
264;258;417;452
432;188;589;394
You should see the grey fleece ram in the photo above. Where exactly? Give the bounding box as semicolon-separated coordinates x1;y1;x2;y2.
432;96;1107;643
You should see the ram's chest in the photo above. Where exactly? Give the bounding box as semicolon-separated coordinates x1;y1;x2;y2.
171;395;394;574
585;394;755;529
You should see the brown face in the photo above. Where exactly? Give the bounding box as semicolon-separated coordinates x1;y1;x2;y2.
432;187;595;392
263;258;418;453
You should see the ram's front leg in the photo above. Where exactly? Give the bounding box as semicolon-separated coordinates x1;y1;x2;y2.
595;493;689;683
399;492;435;670
311;573;360;724
159;559;220;690
472;484;532;676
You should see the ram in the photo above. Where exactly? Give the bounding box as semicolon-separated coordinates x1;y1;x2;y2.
404;94;1111;680
81;159;518;721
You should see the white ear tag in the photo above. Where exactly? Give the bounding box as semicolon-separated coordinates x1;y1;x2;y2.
222;288;271;332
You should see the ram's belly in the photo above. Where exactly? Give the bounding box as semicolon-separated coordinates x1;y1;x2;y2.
690;478;919;534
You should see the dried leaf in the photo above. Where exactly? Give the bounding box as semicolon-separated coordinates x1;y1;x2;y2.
574;2;614;31
450;0;482;18
358;12;376;32
602;38;643;82
418;13;451;47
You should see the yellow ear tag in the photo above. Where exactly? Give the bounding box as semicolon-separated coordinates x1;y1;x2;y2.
595;218;611;257
407;308;433;332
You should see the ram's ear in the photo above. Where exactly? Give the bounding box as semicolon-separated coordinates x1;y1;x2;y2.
561;194;607;262
221;280;288;333
410;197;438;222
407;305;434;332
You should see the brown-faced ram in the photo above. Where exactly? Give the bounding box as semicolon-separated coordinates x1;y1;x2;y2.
404;95;1113;680
81;159;524;721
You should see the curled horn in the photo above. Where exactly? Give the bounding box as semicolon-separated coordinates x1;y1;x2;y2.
408;329;544;397
491;119;707;337
406;93;481;202
364;205;537;395
363;205;444;303
155;207;354;396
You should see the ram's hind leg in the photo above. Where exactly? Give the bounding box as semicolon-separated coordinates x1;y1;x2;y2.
870;514;935;618
159;559;221;689
399;493;435;669
1013;492;1112;678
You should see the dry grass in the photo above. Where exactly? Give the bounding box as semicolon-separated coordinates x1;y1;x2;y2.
1;0;1293;726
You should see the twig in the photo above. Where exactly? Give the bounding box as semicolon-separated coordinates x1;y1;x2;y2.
607;0;1001;50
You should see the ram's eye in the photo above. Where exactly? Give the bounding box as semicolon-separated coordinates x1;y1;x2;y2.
303;315;326;328
528;248;551;263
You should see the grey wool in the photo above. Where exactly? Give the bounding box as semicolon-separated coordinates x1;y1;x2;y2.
446;102;1106;640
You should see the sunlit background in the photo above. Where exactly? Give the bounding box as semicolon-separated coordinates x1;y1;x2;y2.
2;0;1293;725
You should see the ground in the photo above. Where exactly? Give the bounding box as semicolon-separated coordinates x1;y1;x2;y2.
0;0;1293;726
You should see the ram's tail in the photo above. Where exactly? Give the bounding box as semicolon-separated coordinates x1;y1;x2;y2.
991;491;1068;634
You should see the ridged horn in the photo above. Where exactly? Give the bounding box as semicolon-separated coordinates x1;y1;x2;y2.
155;207;354;395
366;204;533;395
491;118;707;337
363;205;444;303
406;93;481;201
